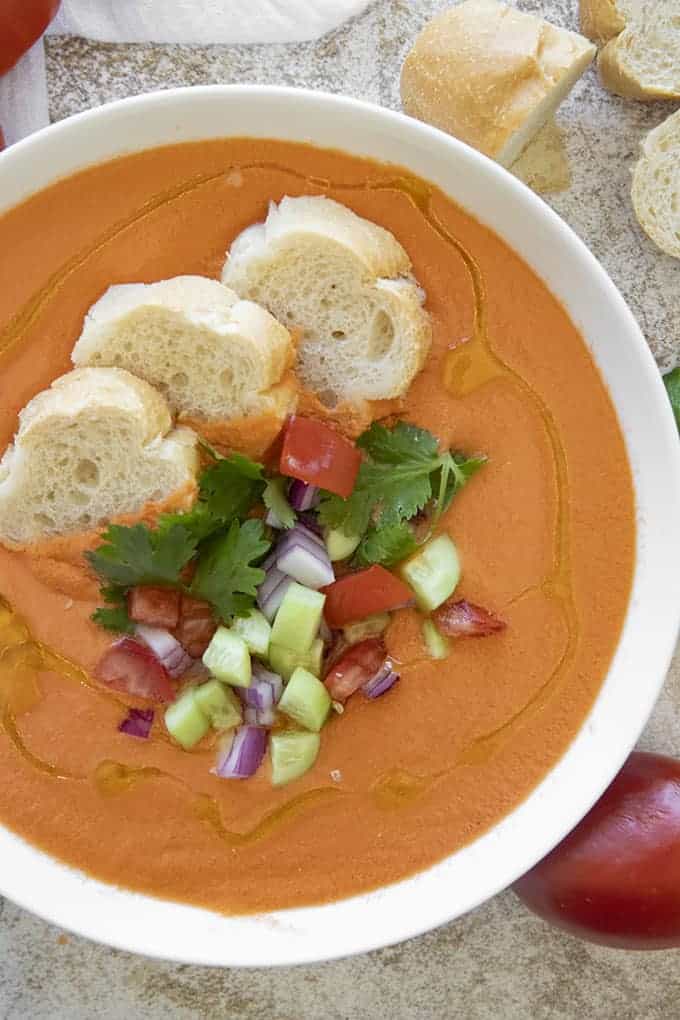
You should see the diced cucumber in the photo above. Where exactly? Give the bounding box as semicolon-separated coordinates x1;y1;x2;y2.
270;582;325;654
422;619;450;660
231;608;271;658
263;476;296;529
324;527;361;562
202;626;252;688
268;637;324;680
278;667;331;732
194;679;243;730
270;730;321;786
399;534;460;612
343;612;390;644
164;688;210;749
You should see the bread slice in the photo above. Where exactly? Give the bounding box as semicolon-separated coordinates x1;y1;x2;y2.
631;109;680;259
71;275;295;420
0;367;198;545
400;0;596;168
591;0;680;99
221;196;431;405
579;0;635;45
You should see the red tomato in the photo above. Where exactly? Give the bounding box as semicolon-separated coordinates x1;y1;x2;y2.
172;595;217;658
324;638;385;701
95;638;175;703
127;586;181;630
280;416;361;498
514;752;680;948
433;599;506;637
322;564;414;627
0;1;61;76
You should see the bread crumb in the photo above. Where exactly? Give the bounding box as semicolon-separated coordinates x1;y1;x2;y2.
63;598;74;610
330;769;342;782
225;170;243;187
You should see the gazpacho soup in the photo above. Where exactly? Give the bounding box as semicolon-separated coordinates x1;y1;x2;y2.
0;139;634;914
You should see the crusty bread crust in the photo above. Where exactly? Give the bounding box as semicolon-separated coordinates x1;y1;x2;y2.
400;0;595;167
579;0;628;45
0;367;198;545
222;196;432;406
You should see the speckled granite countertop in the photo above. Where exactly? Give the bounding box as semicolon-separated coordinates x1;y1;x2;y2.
2;2;680;1016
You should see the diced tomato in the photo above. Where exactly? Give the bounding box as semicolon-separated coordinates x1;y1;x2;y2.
0;1;61;76
325;638;386;702
95;638;175;703
127;586;181;629
280;416;361;498
172;595;217;658
322;565;414;627
433;599;506;637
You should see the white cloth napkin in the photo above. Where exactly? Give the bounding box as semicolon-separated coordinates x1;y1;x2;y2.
0;0;372;146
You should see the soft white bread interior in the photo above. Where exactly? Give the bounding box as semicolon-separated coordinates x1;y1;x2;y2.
400;0;596;167
594;1;680;100
631;108;680;259
221;196;431;405
72;275;294;420
0;367;198;545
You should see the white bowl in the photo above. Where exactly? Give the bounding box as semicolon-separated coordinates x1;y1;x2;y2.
1;86;679;967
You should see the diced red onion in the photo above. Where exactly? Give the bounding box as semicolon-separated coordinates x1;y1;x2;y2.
214;725;267;779
257;570;293;622
239;664;282;726
251;662;284;704
276;541;334;589
289;480;320;512
297;511;322;536
276;523;326;553
135;624;193;679
118;707;154;739
362;661;400;699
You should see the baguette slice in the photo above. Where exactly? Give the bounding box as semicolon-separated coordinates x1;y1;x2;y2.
0;367;198;546
595;1;680;100
579;0;634;45
221;196;431;406
72;275;295;420
400;0;596;168
631;109;680;259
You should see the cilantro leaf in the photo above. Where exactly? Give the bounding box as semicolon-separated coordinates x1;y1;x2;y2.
190;519;270;622
355;521;418;568
198;454;265;521
318;421;486;540
664;368;680;432
263;477;296;530
86;523;198;588
91;586;135;634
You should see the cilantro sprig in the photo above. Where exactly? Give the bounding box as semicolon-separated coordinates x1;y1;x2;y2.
664;368;680;432
318;422;485;566
87;523;198;588
190;519;270;620
91;586;135;634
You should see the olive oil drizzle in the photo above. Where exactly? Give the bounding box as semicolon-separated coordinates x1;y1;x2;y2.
0;158;578;834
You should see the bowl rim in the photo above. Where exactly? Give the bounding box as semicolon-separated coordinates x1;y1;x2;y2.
1;83;679;967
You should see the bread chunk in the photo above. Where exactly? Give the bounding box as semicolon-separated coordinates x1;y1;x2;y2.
0;368;198;545
221;196;431;406
632;109;680;259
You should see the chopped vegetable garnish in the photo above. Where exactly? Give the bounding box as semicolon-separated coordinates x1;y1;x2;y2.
263;476;296;530
324;526;361;562
128;585;181;629
87;523;198;589
433;598;506;637
95;637;175;703
322;565;414;627
202;626;252;688
274;524;335;589
92;586;135;634
194;452;265;524
342;612;390;644
421;618;450;659
190;518;270;622
194;679;243;730
354;520;418;568
231;607;272;658
288;479;320;511
135;625;192;679
118;707;154;739
318;421;485;542
268;637;324;680
663;368;680;432
257;568;294;622
280;416;361;498
239;665;282;726
270;582;326;655
362;661;400;699
270;730;320;786
324;638;386;702
278;666;331;732
214;725;267;779
172;596;216;658
165;687;211;749
399;534;460;611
